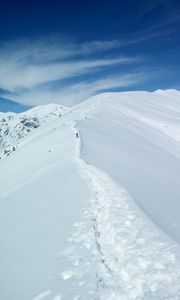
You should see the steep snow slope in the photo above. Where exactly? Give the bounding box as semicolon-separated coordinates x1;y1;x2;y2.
0;90;180;299
77;90;180;244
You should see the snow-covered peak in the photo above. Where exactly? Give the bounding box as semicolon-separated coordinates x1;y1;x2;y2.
153;88;179;95
23;103;67;120
0;103;68;159
77;89;180;108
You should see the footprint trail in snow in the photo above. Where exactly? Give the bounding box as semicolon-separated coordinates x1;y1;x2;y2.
53;125;180;300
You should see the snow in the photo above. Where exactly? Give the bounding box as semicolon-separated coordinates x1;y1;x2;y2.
64;157;180;299
0;90;180;299
0;103;67;160
33;290;51;300
0;118;90;300
78;90;180;244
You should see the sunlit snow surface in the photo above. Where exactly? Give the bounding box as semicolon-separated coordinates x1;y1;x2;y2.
0;90;180;299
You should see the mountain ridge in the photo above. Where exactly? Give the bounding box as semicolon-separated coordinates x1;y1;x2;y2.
1;89;180;299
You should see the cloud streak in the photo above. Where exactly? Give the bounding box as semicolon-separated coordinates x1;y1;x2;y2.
4;72;147;106
0;37;145;106
0;57;138;91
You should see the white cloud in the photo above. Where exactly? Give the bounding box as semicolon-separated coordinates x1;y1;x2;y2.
0;57;137;91
0;37;144;106
5;72;147;106
0;37;121;65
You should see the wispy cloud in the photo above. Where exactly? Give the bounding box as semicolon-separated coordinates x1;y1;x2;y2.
0;37;145;106
0;38;121;65
0;57;138;91
4;72;147;106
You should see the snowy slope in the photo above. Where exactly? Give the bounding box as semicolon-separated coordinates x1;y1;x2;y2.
0;90;180;299
78;90;180;244
0;116;90;300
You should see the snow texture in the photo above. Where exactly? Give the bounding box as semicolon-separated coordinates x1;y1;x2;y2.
54;124;180;300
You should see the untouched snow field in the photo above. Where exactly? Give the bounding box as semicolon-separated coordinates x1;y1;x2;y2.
0;90;180;299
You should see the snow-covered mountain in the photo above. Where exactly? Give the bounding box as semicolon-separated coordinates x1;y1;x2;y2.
0;90;180;300
0;104;67;159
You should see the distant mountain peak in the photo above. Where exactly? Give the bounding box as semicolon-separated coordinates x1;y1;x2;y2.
0;104;67;160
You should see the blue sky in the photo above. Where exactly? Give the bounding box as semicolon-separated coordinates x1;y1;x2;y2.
0;0;180;108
